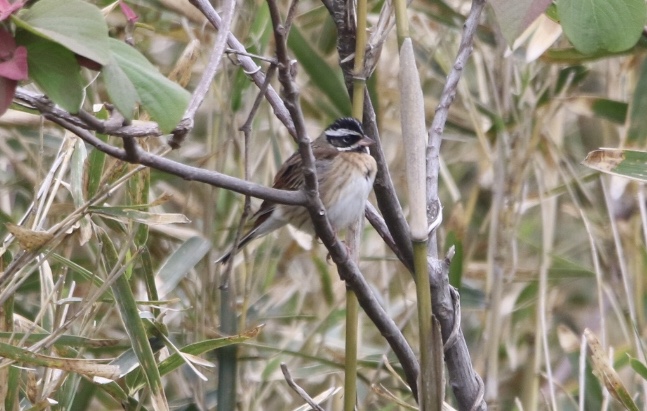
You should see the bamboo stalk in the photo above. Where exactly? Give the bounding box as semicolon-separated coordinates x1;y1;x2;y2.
344;0;369;408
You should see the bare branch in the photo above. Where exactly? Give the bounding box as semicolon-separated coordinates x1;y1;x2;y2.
280;363;325;411
14;89;161;138
425;1;488;409
30;105;305;206
170;0;236;148
365;203;412;271
427;0;487;225
188;0;296;138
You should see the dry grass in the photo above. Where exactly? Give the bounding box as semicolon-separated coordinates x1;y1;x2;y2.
0;0;646;410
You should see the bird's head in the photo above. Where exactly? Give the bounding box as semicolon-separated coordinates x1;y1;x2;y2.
324;118;375;153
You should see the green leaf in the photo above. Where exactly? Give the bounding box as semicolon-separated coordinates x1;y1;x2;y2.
100;57;138;121
583;149;647;182
155;236;211;297
15;0;110;65
288;27;351;117
557;0;646;54
105;39;191;132
628;355;647;382
15;31;84;113
564;96;627;124
445;232;463;288
628;58;647;144
100;232;169;410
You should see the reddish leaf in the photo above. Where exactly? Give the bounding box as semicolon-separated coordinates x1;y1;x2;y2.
119;0;138;23
0;29;28;81
0;0;25;21
0;76;17;116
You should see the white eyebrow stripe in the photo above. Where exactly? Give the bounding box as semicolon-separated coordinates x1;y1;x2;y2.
325;129;363;137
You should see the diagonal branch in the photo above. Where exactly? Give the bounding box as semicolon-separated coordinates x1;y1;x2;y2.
27;103;306;206
14;89;161;138
188;0;296;138
170;0;236;148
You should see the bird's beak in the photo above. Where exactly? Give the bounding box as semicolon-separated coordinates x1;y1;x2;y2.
358;136;375;146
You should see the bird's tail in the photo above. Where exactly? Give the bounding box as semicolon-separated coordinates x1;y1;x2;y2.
215;230;257;264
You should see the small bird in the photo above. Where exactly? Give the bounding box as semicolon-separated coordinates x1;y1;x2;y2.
217;117;378;263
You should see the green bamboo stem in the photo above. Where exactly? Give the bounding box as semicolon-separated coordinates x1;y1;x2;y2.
343;285;359;411
344;0;369;408
392;0;410;46
414;240;440;410
351;0;368;117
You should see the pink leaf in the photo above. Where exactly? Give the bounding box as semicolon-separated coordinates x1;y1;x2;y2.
0;46;28;80
0;0;26;21
119;0;138;23
0;76;17;117
0;30;28;81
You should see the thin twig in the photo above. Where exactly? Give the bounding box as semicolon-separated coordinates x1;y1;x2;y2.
427;0;487;222
170;0;236;148
364;203;409;268
189;0;296;138
280;363;325;411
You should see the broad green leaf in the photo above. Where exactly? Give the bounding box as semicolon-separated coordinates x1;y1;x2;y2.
5;364;19;411
557;0;646;54
107;38;190;132
628;58;647;143
100;57;138;120
155;236;211;297
15;0;110;65
583;149;647;182
490;0;552;45
288;27;351;116
15;31;84;113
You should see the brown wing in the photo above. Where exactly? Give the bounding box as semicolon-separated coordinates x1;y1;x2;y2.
249;149;305;230
250;144;338;229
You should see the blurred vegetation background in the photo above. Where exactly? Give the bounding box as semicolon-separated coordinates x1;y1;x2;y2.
2;0;647;409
